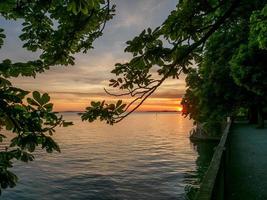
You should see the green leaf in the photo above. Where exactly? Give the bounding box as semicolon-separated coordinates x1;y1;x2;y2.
43;103;53;111
27;98;39;106
62;121;73;127
41;93;50;105
0;134;6;142
32;91;41;103
116;100;122;107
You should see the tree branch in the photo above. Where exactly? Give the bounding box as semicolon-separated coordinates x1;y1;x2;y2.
111;0;239;123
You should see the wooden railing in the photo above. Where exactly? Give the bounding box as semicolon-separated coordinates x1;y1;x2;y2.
194;120;231;200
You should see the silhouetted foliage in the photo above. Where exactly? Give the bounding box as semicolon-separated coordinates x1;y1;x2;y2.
230;5;267;128
0;0;114;194
182;3;267;132
181;10;258;134
83;0;267;131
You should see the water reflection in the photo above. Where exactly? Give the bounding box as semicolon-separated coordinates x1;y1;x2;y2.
184;140;218;199
2;113;215;200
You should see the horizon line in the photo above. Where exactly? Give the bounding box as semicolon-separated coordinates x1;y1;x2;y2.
57;110;182;113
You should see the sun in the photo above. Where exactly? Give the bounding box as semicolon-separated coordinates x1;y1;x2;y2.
176;106;183;112
175;99;183;112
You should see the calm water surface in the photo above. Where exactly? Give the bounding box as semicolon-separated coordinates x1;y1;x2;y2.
2;113;216;200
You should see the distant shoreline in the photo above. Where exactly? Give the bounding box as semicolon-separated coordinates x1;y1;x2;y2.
58;110;181;114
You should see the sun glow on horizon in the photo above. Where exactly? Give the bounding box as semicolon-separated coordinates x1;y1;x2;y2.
175;99;183;112
51;94;183;112
176;106;183;112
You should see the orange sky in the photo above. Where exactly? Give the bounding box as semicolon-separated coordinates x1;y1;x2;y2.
51;95;183;112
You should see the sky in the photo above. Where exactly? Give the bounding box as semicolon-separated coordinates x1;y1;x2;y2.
0;0;186;112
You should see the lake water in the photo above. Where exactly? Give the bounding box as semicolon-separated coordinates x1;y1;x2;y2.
2;113;216;200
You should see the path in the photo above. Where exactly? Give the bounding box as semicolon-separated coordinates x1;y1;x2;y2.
228;123;267;200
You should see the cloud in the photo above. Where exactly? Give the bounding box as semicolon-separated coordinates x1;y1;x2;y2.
112;0;177;29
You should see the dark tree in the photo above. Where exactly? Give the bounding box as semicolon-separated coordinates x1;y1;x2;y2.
230;5;267;128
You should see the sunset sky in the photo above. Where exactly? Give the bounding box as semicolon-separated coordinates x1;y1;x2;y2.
0;0;186;112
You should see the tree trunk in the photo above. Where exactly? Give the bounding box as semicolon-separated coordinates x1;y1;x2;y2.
257;104;264;128
248;106;257;124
